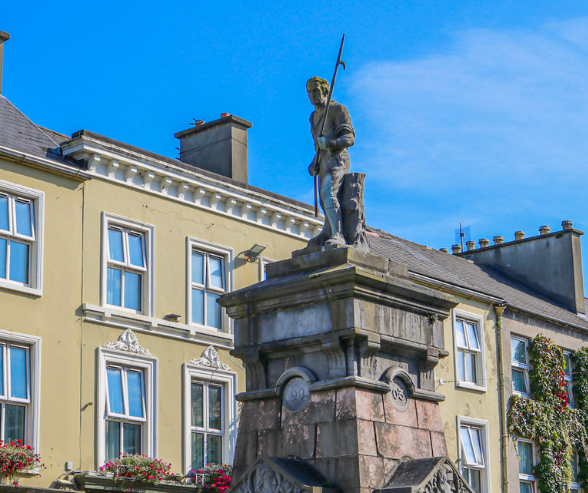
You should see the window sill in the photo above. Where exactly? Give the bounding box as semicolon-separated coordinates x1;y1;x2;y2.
83;303;234;348
513;391;531;398
0;280;41;297
455;381;487;393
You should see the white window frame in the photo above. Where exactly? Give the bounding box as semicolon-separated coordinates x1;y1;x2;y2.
186;238;233;333
101;212;154;316
564;351;575;408
0;330;41;453
182;363;236;473
96;347;157;468
511;336;531;397
517;438;537;493
571;448;581;493
457;416;491;493
453;310;487;392
258;257;275;282
0;180;44;296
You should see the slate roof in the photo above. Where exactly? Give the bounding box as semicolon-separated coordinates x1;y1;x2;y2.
367;227;588;331
0;95;79;167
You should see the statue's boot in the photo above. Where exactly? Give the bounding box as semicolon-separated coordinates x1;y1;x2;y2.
324;207;346;246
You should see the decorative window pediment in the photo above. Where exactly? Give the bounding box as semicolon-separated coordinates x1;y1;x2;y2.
103;329;151;356
188;346;230;371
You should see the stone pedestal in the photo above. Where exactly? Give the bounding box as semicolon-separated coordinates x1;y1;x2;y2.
220;247;467;493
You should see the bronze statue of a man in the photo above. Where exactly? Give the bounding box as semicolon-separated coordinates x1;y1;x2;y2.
307;76;355;246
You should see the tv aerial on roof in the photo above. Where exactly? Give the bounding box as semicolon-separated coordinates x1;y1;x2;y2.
455;223;471;251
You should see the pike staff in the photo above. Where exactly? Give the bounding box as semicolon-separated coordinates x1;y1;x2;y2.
314;34;347;217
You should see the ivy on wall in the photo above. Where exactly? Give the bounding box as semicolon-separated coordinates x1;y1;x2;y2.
507;334;587;493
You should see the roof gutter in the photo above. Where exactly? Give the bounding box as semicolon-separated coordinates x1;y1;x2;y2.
0;144;92;180
408;272;503;305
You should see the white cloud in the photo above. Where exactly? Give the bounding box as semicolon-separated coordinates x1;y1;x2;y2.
347;17;588;202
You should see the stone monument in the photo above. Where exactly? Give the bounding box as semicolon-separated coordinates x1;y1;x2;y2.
218;73;474;493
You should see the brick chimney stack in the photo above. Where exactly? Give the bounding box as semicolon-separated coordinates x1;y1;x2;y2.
0;31;10;94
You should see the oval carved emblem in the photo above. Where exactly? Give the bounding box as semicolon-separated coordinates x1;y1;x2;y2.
283;377;311;413
390;376;410;412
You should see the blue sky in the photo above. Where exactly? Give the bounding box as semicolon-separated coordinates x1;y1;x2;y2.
3;1;588;255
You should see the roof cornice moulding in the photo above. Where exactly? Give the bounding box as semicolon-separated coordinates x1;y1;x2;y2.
61;135;323;240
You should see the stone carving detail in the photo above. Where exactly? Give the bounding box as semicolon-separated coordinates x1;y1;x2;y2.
390;376;410;412
283;377;311;412
384;457;474;493
103;329;151;355
188;346;230;370
232;463;302;493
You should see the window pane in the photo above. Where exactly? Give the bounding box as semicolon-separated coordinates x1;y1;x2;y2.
209;386;222;430
191;383;203;428
191;433;204;470
468;469;482;493
4;405;25;443
192;289;204;325
9;347;27;399
105;421;120;460
0;196;8;232
460;427;476;465
123;271;142;311
567;382;575;408
107;268;122;306
512;369;528;394
14;201;33;237
209;257;224;289
107;368;125;415
108;229;124;262
192;253;204;285
123;423;141;455
0;348;4;396
520;482;534;493
128;234;144;268
518;441;533;475
0;238;6;279
465;353;476;383
207;292;221;328
572;450;579;482
456;320;467;347
511;339;527;364
208;435;223;465
9;241;29;284
466;323;480;350
127;371;144;418
470;428;484;465
564;354;573;377
457;351;465;381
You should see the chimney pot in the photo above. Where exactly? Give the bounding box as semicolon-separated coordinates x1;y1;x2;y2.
479;238;490;248
493;236;504;245
539;225;551;235
439;247;449;253
221;113;230;118
451;244;461;254
466;240;476;251
562;220;573;230
515;231;525;241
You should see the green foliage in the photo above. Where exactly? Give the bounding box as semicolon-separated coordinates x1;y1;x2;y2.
573;347;588;489
507;334;585;493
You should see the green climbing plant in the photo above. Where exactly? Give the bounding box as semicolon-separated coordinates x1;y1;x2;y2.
508;334;587;493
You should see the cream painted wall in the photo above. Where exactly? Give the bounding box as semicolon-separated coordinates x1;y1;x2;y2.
435;299;502;493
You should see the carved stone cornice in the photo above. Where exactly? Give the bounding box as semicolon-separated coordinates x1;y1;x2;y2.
103;329;151;356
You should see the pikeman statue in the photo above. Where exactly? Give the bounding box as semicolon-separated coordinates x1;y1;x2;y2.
307;76;356;246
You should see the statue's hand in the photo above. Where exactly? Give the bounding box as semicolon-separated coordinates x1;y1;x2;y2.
316;137;330;151
308;161;319;177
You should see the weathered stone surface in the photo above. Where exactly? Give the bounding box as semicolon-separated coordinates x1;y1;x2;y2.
316;420;358;457
430;431;448;456
416;400;443;432
233;430;258;471
282;390;336;427
383;393;418;428
308;457;361;489
357;420;378;457
238;398;281;432
335;387;385;423
358;455;385;489
258;424;316;459
374;423;433;459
